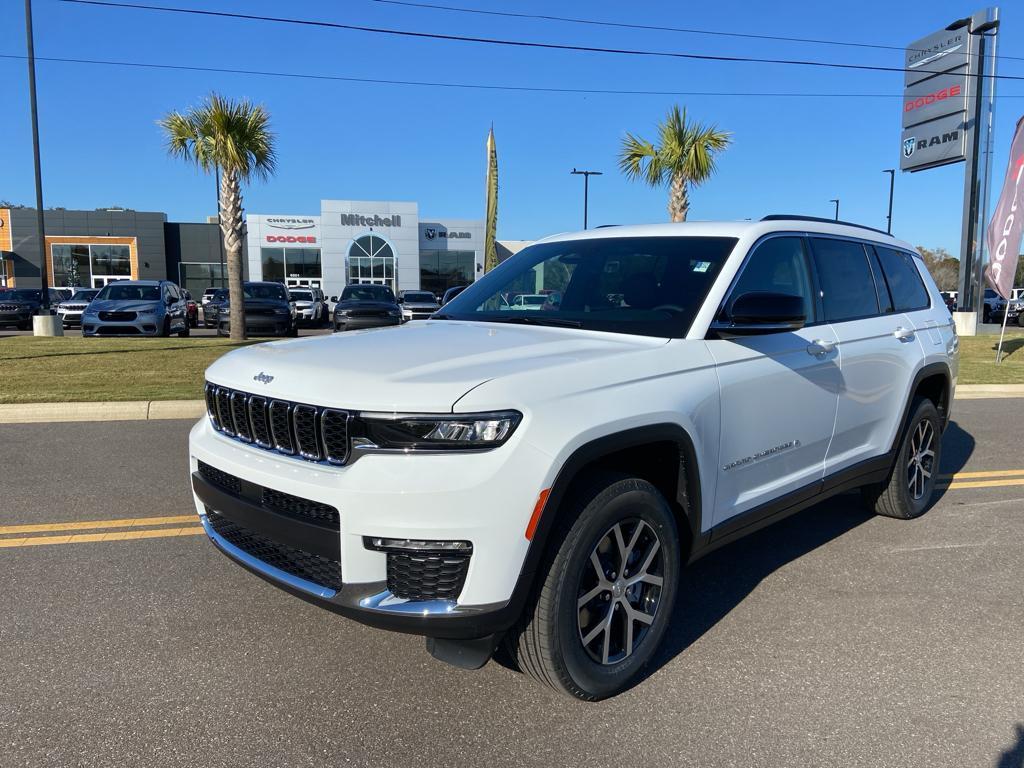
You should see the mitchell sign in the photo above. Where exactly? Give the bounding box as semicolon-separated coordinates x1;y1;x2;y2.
340;214;402;227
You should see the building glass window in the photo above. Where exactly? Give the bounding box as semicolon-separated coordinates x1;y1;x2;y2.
51;243;131;288
420;249;476;297
261;247;321;283
348;235;396;292
179;262;227;299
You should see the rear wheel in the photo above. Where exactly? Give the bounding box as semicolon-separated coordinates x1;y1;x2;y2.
862;397;942;519
178;321;190;338
160;317;171;337
505;476;680;700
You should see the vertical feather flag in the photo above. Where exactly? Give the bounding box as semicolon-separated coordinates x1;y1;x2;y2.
484;126;499;273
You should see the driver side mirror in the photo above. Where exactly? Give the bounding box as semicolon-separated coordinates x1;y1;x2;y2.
329;296;337;303
712;292;806;337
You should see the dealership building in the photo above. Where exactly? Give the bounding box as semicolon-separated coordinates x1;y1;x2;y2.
2;199;504;299
247;200;484;298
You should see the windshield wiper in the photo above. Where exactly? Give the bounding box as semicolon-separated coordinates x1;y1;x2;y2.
484;315;583;328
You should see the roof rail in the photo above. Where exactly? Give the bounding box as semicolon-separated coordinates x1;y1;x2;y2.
761;214;892;237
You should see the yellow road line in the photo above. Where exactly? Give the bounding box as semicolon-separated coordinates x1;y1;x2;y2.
0;526;205;548
0;514;196;536
940;469;1024;481
940;478;1024;491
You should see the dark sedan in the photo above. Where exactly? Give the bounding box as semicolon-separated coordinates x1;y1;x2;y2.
0;288;65;330
332;284;402;332
202;289;228;328
216;282;298;337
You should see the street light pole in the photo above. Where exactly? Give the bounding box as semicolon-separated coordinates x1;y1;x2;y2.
24;0;51;322
570;169;602;229
883;169;895;234
829;198;840;221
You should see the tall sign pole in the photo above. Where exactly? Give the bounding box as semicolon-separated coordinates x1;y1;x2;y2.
957;8;999;324
900;7;999;336
24;0;53;323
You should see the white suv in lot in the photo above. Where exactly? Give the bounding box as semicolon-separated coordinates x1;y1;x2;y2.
190;217;957;700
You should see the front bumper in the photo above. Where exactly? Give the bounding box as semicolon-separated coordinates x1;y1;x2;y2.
59;310;85;325
218;316;292;336
334;315;401;331
189;416;549;638
0;311;31;326
82;316;162;336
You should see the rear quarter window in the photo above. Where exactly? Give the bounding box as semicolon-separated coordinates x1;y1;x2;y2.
809;238;880;322
875;247;931;311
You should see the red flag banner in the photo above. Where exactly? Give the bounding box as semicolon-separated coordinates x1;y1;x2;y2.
985;116;1024;300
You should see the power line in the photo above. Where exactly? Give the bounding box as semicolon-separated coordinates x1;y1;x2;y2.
370;0;1024;64
59;0;1024;82
5;52;1023;100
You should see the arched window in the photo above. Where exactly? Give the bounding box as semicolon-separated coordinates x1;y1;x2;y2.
348;234;397;292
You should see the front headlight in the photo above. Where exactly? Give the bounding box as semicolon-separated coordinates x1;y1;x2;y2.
388;309;401;317
83;306;98;316
355;411;522;451
275;307;290;315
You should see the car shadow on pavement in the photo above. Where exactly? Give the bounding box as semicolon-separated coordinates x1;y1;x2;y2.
997;724;1024;768
641;418;976;688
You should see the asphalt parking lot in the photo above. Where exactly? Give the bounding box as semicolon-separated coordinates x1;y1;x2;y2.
2;399;1023;768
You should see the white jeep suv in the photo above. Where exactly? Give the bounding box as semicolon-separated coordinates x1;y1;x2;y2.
189;217;958;700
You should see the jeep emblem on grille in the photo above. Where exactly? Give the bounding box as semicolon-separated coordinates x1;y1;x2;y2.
253;372;274;385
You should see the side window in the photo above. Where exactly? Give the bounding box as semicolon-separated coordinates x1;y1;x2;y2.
875;247;930;311
809;238;880;322
865;246;894;314
726;237;815;322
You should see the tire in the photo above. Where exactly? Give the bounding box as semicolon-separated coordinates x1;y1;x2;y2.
862;397;942;519
504;476;680;700
178;322;190;338
17;321;30;331
983;307;991;324
160;317;171;337
1018;314;1024;328
287;323;299;338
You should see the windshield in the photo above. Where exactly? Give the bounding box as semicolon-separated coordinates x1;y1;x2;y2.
69;290;98;302
242;283;289;301
1;289;42;302
341;284;395;302
440;236;737;338
289;291;313;301
95;284;161;302
403;291;436;303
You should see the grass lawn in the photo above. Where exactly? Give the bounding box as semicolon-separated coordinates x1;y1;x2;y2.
958;329;1024;385
0;336;258;404
0;329;1021;405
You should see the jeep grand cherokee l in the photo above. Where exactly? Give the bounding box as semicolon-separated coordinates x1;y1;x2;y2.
190;217;958;700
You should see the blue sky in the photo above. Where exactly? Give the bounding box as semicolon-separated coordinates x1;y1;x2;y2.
2;0;1022;253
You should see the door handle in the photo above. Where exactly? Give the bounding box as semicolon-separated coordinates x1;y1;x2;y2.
806;339;835;356
894;326;915;341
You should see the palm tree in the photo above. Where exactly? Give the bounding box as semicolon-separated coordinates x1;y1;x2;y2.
159;93;277;340
618;105;731;223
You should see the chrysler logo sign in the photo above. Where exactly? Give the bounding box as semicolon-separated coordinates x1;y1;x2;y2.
266;217;315;230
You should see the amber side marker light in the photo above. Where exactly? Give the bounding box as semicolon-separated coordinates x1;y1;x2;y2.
525;488;550;541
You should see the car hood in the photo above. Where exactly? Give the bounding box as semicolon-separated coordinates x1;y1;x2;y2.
205;320;665;412
86;300;162;313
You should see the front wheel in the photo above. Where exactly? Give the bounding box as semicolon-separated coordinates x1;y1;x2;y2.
862;397;942;519
504;476;680;700
178;322;190;338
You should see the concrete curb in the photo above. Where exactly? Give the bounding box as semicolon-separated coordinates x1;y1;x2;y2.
0;385;1021;424
954;384;1024;400
0;400;205;424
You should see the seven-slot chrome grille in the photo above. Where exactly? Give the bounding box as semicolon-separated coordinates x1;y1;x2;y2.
204;382;350;465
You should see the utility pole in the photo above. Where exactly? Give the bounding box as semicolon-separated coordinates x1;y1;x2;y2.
883;169;895;234
24;0;58;335
570;169;602;229
829;199;840;221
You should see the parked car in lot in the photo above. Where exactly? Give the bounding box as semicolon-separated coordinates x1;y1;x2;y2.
216;281;297;337
441;285;467;305
182;290;199;328
192;216;957;700
83;280;190;337
288;286;328;327
331;283;402;331
990;294;1024;326
202;287;220;306
398;289;440;321
202;289;228;328
508;293;548;310
0;288;67;330
57;288;100;328
983;287;1000;323
940;291;957;312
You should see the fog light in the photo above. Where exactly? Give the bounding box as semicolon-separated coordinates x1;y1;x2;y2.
365;537;472;552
